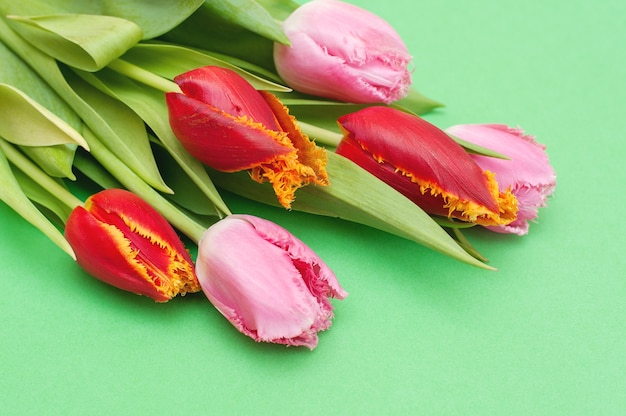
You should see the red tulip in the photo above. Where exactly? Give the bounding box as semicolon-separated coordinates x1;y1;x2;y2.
335;107;518;226
166;66;328;209
64;189;199;302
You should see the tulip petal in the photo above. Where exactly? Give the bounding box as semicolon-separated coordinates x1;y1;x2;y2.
166;92;293;171
446;124;556;235
174;65;281;129
197;215;346;349
255;90;330;203
274;0;412;104
65;189;198;302
167;66;329;209
336;107;517;226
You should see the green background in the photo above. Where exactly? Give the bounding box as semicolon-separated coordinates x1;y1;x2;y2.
1;0;625;414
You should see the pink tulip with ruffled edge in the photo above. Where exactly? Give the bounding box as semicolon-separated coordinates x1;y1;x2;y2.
196;214;347;350
274;0;412;104
445;124;556;235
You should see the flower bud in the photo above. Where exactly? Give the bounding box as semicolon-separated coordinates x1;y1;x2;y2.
166;66;328;209
274;0;412;104
335;107;518;226
196;214;347;350
64;189;199;302
445;124;556;235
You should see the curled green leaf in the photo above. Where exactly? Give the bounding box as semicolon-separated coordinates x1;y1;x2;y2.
6;14;143;71
20;145;79;180
0;0;205;40
0;40;82;132
0;83;88;149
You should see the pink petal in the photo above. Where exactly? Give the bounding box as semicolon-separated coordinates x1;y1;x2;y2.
196;215;346;349
446;124;557;235
274;0;411;104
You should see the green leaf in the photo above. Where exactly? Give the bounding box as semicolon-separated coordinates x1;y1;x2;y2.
0;139;75;258
274;87;444;137
255;0;299;20
20;145;78;180
74;67;231;217
62;68;172;192
6;14;143;71
0;0;205;40
151;140;221;217
449;228;490;263
274;91;365;133
81;127;209;242
392;88;445;115
208;152;494;269
0;40;82;132
73;150;122;190
0;83;88;149
449;134;511;160
121;43;290;91
13;167;73;226
202;0;290;45
160;4;277;71
0;82;87;180
0;18;173;193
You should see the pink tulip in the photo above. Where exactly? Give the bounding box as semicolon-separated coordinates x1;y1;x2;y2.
273;0;412;104
196;214;347;350
445;124;557;235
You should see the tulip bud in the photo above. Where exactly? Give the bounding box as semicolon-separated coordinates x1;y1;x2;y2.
274;0;412;104
196;214;347;350
166;66;328;209
445;124;557;235
64;189;199;302
335;107;518;226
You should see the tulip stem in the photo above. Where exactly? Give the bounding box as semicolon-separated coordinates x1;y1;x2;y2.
0;139;84;211
82;128;208;243
107;59;181;93
297;121;343;148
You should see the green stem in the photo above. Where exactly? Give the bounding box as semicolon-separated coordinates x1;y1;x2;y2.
83;128;208;243
298;121;343;148
0;139;83;210
107;59;180;93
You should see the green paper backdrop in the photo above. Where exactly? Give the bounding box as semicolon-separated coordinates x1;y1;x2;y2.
1;0;624;414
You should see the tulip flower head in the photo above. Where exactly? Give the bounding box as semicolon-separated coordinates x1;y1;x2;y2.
65;189;199;302
274;0;412;104
335;107;518;226
166;66;328;209
446;124;557;235
196;214;347;350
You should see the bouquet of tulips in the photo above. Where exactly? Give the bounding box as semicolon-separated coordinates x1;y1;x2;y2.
0;0;556;349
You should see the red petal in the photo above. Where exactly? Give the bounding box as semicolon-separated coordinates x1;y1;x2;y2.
167;66;330;209
166;92;293;171
65;189;198;302
173;66;281;130
336;107;517;225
